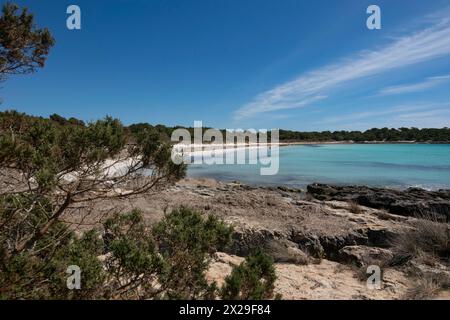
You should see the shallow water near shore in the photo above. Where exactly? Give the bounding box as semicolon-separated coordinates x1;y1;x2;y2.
187;144;450;190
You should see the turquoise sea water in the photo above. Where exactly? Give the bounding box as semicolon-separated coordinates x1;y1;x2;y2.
187;144;450;190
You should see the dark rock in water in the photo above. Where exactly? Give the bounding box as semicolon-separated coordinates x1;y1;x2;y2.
307;183;450;221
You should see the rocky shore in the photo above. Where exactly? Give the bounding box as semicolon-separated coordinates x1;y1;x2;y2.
307;183;450;221
99;178;449;300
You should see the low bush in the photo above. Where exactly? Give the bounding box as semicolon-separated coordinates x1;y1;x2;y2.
220;250;277;300
0;206;276;300
348;201;363;214
404;275;441;300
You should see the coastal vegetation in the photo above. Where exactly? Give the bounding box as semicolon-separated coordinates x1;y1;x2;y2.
220;250;277;300
0;3;276;300
8;113;449;144
277;127;450;143
0;107;277;300
0;2;54;82
46;116;450;144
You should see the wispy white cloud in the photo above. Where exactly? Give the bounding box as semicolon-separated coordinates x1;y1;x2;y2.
319;104;435;124
318;102;450;129
235;95;327;120
328;113;450;131
379;75;450;95
394;108;450;120
234;14;450;120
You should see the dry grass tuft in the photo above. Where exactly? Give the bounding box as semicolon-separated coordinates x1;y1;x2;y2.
389;214;449;299
390;217;449;265
404;276;441;300
347;200;363;214
303;192;315;202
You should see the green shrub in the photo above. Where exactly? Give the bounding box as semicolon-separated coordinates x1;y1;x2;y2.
221;251;277;300
1;205;278;300
153;207;233;299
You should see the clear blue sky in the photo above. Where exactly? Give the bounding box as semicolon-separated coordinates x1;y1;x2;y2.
1;0;450;131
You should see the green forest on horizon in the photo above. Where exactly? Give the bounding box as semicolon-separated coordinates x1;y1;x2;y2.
2;110;450;143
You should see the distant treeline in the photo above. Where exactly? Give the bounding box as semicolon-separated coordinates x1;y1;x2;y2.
127;122;450;143
3;111;450;143
277;127;450;142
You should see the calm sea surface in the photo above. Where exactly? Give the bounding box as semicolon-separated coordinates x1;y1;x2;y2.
187;144;450;190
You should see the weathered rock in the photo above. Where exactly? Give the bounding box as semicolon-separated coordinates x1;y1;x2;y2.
307;183;450;221
228;225;309;264
338;245;394;266
318;233;369;260
291;233;325;259
408;260;450;286
229;226;278;256
364;228;397;248
265;239;310;265
291;229;370;261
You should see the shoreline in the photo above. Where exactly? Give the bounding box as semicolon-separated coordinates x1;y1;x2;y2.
189;177;450;220
175;140;450;158
174;141;450;148
100;144;450;192
185;174;450;192
280;140;450;145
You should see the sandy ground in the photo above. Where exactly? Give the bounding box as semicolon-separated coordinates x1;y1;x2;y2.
207;252;411;300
